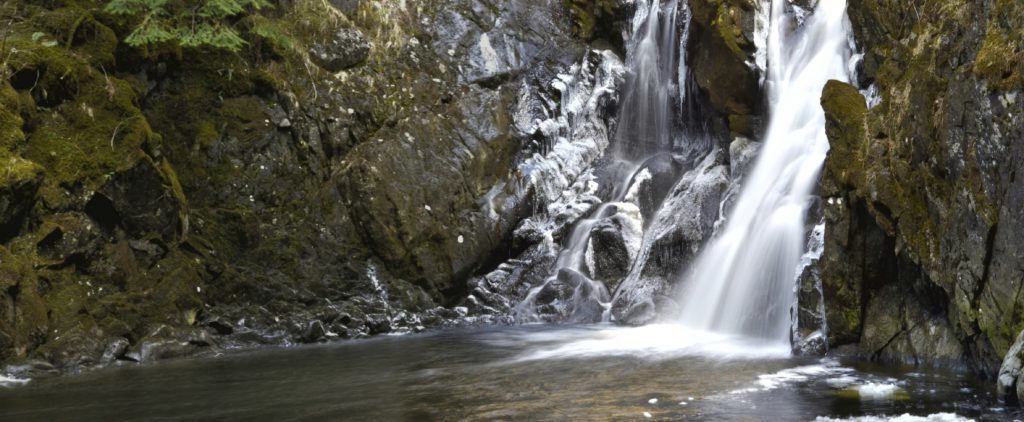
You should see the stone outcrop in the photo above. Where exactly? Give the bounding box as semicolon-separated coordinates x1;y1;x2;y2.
0;0;599;373
820;0;1024;374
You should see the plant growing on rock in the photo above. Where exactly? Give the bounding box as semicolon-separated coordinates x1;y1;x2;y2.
103;0;272;52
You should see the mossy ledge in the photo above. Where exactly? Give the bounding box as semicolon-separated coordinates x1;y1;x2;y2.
820;0;1024;374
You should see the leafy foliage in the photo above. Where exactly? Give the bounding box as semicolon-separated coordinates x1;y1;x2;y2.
104;0;272;52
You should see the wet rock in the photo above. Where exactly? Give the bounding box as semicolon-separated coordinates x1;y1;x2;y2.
567;277;609;324
100;338;130;364
364;315;392;335
308;28;370;72
204;318;235;336
998;330;1024;406
586;205;643;289
611;151;728;321
793;331;827;356
620;299;656;326
625;153;686;223
821;0;1023;372
124;325;216;363
689;0;761;116
34;327;107;369
727;137;760;182
465;240;559;319
298;320;327;343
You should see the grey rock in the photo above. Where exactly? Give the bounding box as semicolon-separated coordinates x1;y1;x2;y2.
100;338;130;364
587;217;632;284
626;153;686;223
308;28;370;72
611;150;729;320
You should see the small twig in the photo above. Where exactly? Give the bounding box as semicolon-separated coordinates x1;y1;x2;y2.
110;116;142;150
303;57;318;101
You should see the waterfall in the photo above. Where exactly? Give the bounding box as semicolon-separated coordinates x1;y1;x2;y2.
614;0;682;160
676;0;853;343
514;0;690;323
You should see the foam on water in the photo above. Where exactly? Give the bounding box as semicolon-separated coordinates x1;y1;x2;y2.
727;358;854;394
858;383;905;400
0;374;29;387
505;324;792;362
814;414;975;422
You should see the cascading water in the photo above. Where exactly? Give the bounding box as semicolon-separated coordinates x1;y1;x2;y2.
514;0;690;323
614;0;679;159
676;0;854;343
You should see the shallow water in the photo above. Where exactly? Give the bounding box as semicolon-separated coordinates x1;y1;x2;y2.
0;325;1014;421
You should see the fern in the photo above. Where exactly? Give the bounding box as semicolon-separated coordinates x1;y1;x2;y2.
105;0;273;52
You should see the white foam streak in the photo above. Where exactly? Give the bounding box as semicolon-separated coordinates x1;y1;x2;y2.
814;414;975;422
509;324;791;362
0;374;30;387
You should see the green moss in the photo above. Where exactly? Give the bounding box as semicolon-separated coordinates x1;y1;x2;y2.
821;80;868;188
0;83;23;150
974;24;1022;90
0;155;44;188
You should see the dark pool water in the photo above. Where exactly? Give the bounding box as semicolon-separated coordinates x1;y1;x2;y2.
0;324;1015;421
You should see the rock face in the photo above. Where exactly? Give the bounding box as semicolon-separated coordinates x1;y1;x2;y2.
820;0;1024;374
610;150;730;324
0;0;603;372
688;0;762;136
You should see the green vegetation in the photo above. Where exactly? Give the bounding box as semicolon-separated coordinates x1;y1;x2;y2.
103;0;272;51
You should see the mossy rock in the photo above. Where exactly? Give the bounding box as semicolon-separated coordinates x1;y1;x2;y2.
0;156;44;235
974;0;1022;89
0;83;25;150
821;80;868;189
690;0;760;115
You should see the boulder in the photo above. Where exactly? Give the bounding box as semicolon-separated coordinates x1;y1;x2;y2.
611;151;729;321
624;153;686;223
999;330;1024;405
308;28;371;72
586;205;643;290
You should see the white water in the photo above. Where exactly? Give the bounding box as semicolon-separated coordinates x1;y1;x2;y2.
615;0;680;159
508;324;791;362
677;0;854;342
515;0;687;323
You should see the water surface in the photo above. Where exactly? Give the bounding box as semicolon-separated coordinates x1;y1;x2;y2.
0;325;1012;421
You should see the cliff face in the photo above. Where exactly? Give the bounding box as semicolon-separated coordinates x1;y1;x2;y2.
820;0;1023;373
0;0;609;371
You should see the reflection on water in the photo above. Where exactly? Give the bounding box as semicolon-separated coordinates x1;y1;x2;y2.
0;325;1015;421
